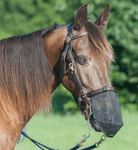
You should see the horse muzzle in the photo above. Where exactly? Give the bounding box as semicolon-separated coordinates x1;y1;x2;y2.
88;89;123;137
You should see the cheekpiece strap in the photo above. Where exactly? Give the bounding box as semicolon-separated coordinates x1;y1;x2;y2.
60;23;90;120
60;24;74;83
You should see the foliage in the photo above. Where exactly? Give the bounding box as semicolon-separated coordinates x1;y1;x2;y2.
0;0;138;112
52;84;79;114
0;0;65;38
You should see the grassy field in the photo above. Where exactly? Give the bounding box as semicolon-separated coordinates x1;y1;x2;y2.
15;109;138;150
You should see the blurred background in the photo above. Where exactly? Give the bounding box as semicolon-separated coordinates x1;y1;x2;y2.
0;0;137;149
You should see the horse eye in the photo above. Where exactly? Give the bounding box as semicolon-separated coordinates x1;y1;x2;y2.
76;56;87;65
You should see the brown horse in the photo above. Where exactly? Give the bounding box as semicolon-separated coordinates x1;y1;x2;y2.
0;3;118;150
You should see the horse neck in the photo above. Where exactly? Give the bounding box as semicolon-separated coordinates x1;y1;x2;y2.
0;28;67;150
43;28;68;91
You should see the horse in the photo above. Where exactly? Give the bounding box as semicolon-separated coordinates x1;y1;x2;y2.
0;3;123;150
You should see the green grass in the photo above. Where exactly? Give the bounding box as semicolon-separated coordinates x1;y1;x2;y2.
15;109;138;150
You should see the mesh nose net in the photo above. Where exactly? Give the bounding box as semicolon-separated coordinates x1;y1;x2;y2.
90;91;123;137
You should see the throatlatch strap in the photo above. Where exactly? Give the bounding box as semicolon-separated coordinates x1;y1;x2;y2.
60;43;69;83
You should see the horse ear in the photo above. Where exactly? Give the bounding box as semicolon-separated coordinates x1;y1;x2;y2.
94;3;110;30
74;3;88;30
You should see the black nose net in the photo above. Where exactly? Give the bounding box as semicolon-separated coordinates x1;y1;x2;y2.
90;91;123;137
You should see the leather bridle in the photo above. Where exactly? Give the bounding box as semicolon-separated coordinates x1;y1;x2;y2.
60;23;115;120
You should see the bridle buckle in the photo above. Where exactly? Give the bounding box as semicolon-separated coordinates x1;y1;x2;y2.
102;86;108;92
68;63;76;74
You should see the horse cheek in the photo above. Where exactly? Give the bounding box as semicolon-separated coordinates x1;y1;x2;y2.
63;76;76;92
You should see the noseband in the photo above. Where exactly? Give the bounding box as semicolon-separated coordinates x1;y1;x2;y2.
60;23;115;120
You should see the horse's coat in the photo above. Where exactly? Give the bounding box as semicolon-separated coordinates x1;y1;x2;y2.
0;3;117;150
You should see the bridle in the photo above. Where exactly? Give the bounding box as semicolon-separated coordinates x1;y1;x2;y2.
60;23;90;119
20;23;117;150
60;23;115;120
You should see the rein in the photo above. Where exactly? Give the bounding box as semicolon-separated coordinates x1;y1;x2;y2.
21;118;107;150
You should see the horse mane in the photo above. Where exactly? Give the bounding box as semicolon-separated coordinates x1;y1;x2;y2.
85;21;114;62
42;23;71;39
0;29;54;122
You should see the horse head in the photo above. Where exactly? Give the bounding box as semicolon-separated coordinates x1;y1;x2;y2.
43;3;123;137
